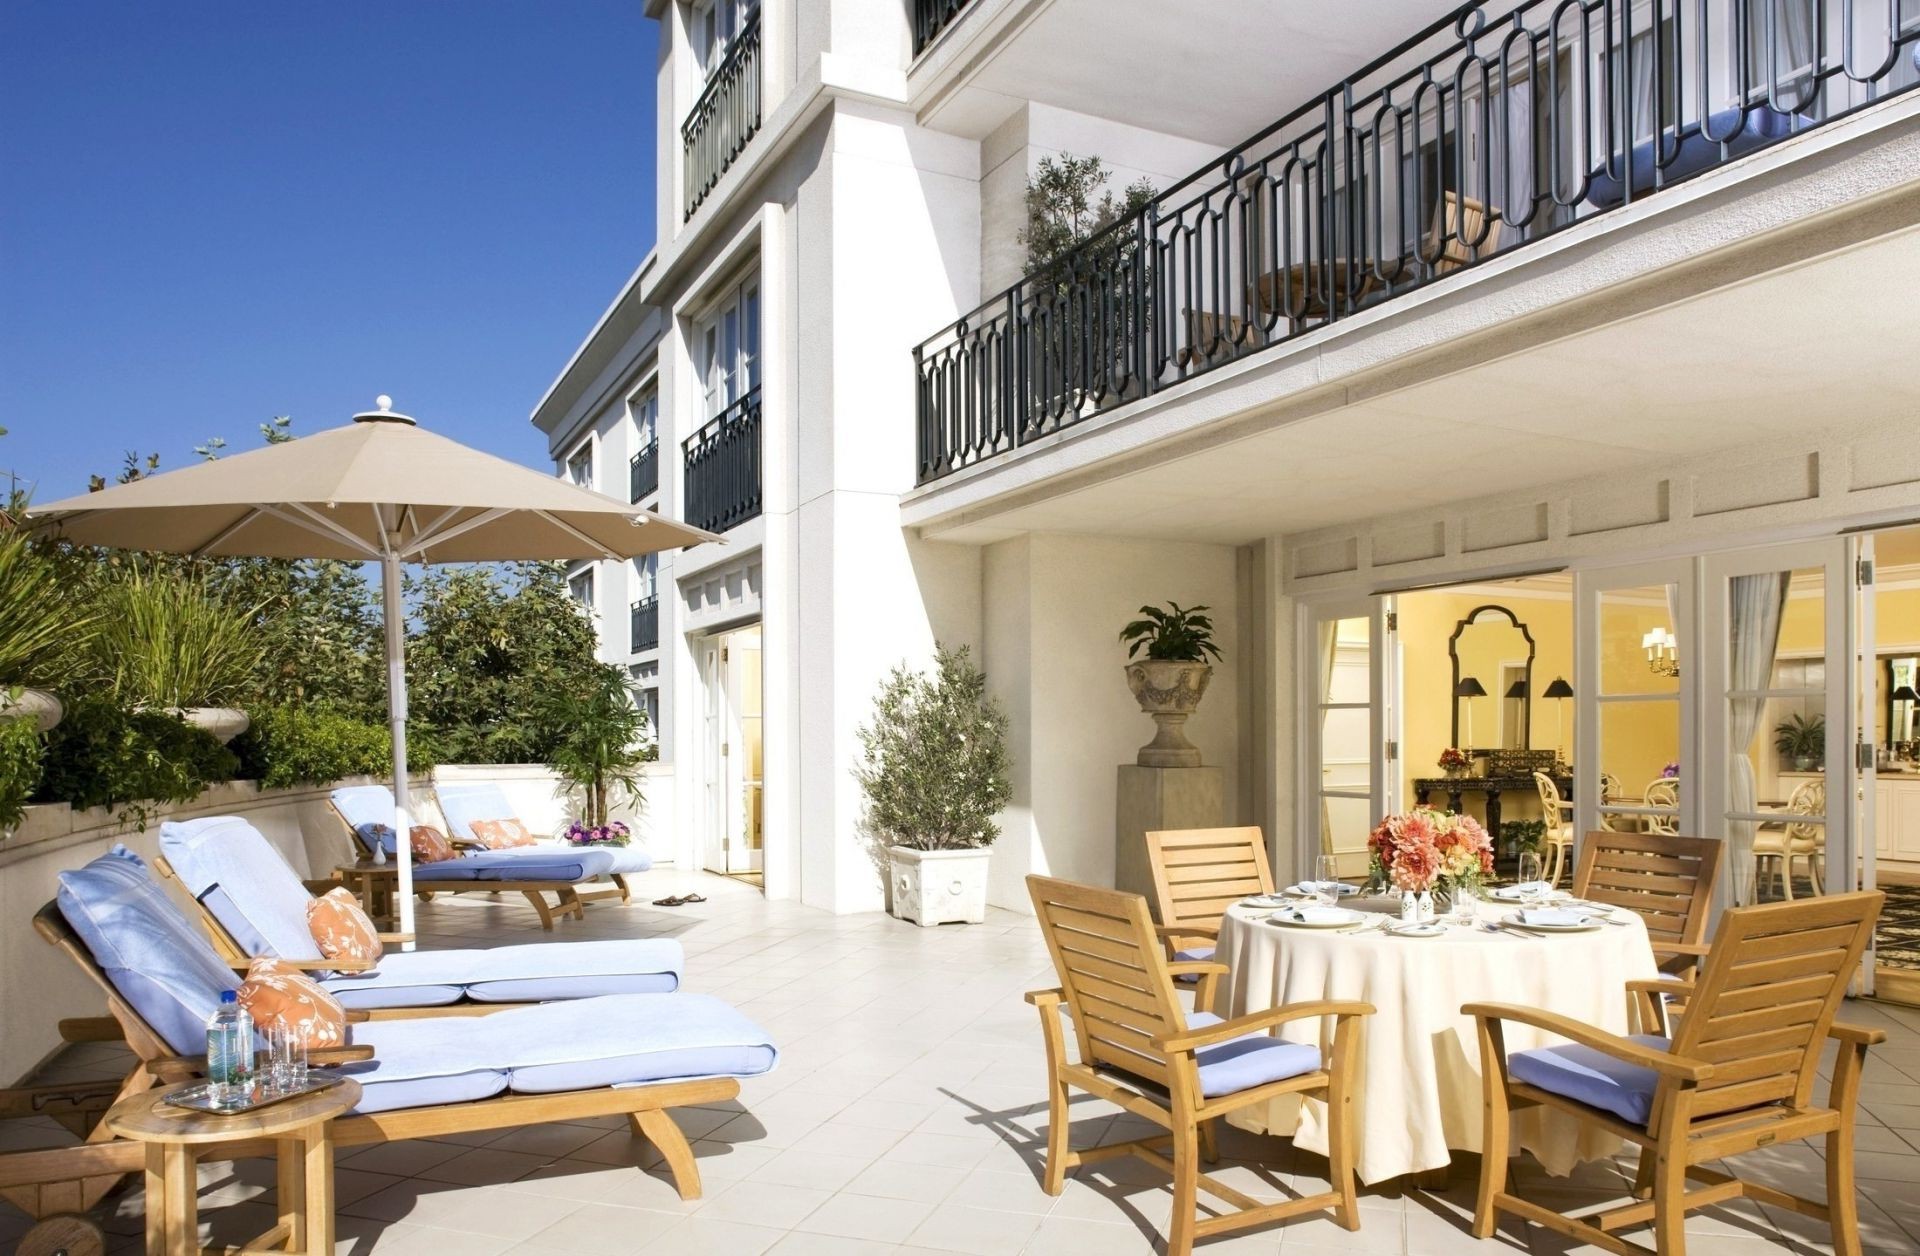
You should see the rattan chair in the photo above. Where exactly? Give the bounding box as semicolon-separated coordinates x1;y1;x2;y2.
1026;875;1372;1255
1142;826;1275;967
1468;891;1885;1256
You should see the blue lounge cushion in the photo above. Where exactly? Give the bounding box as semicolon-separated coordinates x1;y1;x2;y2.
1183;1012;1323;1098
318;939;684;1010
56;847;238;1055
469;848;618;882
434;781;528;844
330;784;449;858
1508;1034;1670;1127
161;816;321;962
339;992;778;1114
1585;105;1812;208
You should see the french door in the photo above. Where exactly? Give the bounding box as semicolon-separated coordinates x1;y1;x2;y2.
697;625;764;875
1301;599;1396;881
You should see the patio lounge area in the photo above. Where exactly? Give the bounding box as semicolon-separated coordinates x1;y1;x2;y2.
7;864;1919;1256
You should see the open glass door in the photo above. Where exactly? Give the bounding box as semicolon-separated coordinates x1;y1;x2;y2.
1303;600;1394;880
1852;534;1878;994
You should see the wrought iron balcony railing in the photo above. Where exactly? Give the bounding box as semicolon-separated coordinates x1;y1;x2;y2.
629;438;659;503
912;0;973;56
914;0;1920;486
683;387;763;535
630;595;660;654
683;9;762;220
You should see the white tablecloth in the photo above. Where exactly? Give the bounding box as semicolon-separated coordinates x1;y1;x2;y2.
1214;897;1658;1185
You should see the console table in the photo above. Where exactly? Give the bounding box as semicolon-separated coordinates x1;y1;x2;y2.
1411;774;1571;848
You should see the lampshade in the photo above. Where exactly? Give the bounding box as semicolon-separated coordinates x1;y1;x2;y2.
1894;685;1920;703
1505;680;1527;699
1455;677;1488;698
1543;677;1574;699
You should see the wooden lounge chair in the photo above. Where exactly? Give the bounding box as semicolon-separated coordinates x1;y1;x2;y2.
154;818;683;1017
2;849;777;1249
1571;830;1723;982
432;781;647;907
1026;875;1372;1256
1143;825;1275;967
1468;890;1885;1256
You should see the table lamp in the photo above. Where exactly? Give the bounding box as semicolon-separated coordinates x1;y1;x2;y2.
1455;676;1487;747
1543;677;1574;764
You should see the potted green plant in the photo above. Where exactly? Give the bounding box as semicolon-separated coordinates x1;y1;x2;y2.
0;528;96;732
92;566;260;742
539;664;650;832
856;644;1011;926
1774;712;1826;772
1118;601;1221;768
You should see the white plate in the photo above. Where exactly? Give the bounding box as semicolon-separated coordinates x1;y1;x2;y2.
1264;907;1363;929
1241;894;1290;908
1505;911;1602;933
1386;922;1447;939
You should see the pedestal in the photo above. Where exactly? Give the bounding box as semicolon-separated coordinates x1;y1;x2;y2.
1115;765;1226;902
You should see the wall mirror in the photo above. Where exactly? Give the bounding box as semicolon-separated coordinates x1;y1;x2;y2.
1450;604;1535;750
1888;655;1919;750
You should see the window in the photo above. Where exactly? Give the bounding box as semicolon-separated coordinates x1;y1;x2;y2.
698;275;761;419
568;568;595;612
694;0;756;77
565;440;594;490
633;552;659;598
630;390;658;447
1738;0;1818;110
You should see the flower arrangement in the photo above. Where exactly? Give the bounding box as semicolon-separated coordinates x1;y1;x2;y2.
1660;761;1680;779
1437;747;1471;777
563;819;630;847
1367;807;1494;893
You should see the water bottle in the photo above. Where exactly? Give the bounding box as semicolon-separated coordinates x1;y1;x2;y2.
206;991;253;1108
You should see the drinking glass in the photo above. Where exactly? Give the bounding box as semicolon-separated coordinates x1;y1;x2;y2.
1516;853;1544;906
1450;882;1478;924
1315;855;1342;907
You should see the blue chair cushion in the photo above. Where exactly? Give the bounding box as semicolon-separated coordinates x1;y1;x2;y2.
1508;1034;1670;1127
433;782;522;844
57;847;238;1055
160;817;323;962
467;848;617;882
330;785;405;857
1173;946;1216;963
1585;106;1813;208
339;992;777;1115
319;939;684;1010
1183;1012;1323;1098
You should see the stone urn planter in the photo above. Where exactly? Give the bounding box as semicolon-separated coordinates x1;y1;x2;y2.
889;846;990;927
177;706;250;744
0;687;63;733
1124;660;1213;767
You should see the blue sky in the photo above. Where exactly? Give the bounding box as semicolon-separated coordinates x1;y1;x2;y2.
1;1;655;502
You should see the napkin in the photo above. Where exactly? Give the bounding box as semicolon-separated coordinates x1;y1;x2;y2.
1495;881;1554;898
1280;906;1351;926
1519;907;1587;927
1288;882;1357;897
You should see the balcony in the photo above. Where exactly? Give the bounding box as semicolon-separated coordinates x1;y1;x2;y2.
911;0;973;56
683;9;762;221
629;438;659;503
683;387;762;535
914;1;1920;487
630;595;659;653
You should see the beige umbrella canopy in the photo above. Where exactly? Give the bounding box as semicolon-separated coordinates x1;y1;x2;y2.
29;398;716;938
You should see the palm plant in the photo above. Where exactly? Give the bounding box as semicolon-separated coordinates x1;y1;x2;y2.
540;664;650;827
93;565;261;709
1118;601;1222;663
0;527;97;689
1774;712;1826;764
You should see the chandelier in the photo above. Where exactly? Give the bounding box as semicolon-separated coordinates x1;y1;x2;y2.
1642;626;1679;678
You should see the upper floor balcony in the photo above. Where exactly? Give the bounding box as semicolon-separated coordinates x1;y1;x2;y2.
630;594;660;654
683;387;763;535
913;0;1920;487
683;6;762;221
911;0;975;57
630;437;660;503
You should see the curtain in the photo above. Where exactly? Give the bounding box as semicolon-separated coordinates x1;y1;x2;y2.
1318;620;1339;856
1726;572;1791;906
1497;79;1535;239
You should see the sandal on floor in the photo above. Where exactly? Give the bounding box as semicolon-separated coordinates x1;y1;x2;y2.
652;895;688;907
681;894;707;904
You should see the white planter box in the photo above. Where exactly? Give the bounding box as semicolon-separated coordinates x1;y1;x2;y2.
888;846;990;926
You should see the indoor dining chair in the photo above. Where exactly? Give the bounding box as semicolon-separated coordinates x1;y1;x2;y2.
1025;875;1372;1256
1571;830;1722;982
1752;778;1826;901
1467;890;1885;1256
1642;778;1681;835
1531;772;1577;887
1143;826;1275;968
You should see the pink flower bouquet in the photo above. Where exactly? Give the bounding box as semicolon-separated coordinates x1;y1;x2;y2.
1366;807;1493;894
563;819;631;847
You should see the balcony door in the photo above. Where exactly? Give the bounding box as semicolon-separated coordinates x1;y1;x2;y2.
698;275;761;422
1301;599;1396;881
698;623;763;877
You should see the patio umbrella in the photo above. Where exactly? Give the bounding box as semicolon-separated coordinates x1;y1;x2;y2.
28;397;715;939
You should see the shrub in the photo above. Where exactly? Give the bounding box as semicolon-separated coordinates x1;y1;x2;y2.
37;695;238;819
855;643;1011;851
0;527;97;688
91;565;261;708
0;712;45;831
234;706;424;790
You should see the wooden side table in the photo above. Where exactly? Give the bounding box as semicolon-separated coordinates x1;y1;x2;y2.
104;1078;360;1256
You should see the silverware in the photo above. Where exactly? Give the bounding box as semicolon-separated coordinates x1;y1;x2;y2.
1478;922;1523;940
1497;921;1549;938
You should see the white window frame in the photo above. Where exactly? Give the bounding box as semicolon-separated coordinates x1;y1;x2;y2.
567;567;596;615
695;273;761;422
563;435;595;491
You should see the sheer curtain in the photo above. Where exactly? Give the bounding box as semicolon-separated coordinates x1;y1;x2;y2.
1726;572;1790;906
1318;621;1340;855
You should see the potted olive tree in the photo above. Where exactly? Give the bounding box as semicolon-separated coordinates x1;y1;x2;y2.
1118;601;1221;767
856;644;1011;926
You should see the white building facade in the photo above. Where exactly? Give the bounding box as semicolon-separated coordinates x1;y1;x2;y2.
533;0;1920;949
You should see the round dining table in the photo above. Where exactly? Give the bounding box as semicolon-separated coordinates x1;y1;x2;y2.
1214;894;1658;1185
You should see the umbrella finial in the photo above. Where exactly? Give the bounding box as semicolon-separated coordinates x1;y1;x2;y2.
377;394;393;411
353;395;417;426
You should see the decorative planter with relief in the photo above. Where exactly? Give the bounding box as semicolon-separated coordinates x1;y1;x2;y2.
177;706;251;744
1123;660;1213;767
0;687;63;734
889;846;990;927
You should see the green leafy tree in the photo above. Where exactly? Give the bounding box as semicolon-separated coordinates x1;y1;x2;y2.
1020;153;1156;275
540;664;650;826
855;644;1012;851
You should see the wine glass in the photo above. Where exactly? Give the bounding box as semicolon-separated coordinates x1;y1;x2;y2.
1516;852;1544;908
1315;854;1342;908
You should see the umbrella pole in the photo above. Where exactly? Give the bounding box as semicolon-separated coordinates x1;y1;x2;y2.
381;550;417;947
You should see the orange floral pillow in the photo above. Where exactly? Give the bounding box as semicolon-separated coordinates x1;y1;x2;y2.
409;825;456;864
469;818;535;849
306;887;382;966
238;958;347;1049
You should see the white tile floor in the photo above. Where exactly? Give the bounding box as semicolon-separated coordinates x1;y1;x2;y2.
6;867;1919;1255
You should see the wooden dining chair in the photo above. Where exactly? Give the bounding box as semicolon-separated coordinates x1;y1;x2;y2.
1025;875;1372;1256
1753;778;1826;901
1468;890;1885;1256
1571;831;1723;981
1143;826;1275;966
1531;772;1577;887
